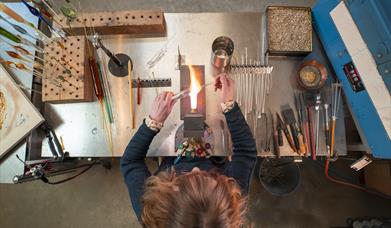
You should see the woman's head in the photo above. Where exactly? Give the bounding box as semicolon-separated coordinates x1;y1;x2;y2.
141;169;247;228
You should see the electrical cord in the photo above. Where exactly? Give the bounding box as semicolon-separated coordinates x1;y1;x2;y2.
324;159;391;200
46;161;99;185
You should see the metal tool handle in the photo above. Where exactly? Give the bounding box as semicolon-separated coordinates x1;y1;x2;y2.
330;118;337;157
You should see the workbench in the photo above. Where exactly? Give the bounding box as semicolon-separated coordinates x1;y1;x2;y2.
0;12;347;183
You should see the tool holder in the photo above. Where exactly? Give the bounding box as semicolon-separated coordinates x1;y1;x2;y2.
57;10;166;36
42;36;93;102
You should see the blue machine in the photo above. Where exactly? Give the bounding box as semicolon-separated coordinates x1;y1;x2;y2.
312;0;391;158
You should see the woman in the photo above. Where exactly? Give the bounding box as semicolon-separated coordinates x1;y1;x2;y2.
121;74;257;228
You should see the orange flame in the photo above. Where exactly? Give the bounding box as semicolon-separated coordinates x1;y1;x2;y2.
189;65;202;110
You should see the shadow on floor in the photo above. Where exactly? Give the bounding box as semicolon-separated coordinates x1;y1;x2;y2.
1;158;390;228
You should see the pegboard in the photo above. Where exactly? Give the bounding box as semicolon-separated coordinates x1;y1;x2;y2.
57;10;166;36
42;36;93;102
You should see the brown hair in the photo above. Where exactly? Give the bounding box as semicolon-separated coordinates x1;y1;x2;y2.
141;170;247;228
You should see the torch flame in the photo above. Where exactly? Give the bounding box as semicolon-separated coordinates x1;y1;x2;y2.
189;65;202;111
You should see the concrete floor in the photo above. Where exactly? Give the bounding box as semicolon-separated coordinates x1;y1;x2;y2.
1;159;390;228
1;0;391;227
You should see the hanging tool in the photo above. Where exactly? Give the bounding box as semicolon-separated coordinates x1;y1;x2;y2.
276;113;296;153
276;113;283;146
281;107;300;153
271;114;280;158
128;60;135;129
314;93;322;157
330;83;342;157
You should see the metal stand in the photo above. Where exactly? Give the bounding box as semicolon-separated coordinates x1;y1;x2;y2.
108;53;132;77
91;34;133;77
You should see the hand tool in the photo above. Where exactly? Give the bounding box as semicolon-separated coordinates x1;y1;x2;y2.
314;93;322;157
276;113;296;153
281;107;300;153
294;93;307;155
330;83;342;157
307;106;316;160
298;93;311;155
323;103;330;156
276;113;284;146
271;114;280;158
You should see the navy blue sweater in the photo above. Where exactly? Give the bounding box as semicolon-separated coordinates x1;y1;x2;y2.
120;103;257;220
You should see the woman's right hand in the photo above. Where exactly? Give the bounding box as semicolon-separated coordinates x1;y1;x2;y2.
215;73;235;103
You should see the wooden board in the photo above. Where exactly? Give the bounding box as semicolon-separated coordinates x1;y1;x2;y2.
42;36;93;102
0;64;44;158
57;10;166;36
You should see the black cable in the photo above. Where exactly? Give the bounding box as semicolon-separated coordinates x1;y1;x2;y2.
46;161;98;185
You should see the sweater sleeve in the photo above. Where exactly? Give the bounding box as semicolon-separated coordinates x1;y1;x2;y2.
223;103;257;194
120;121;158;220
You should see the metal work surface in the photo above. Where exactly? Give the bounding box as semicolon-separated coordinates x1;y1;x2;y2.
41;13;346;157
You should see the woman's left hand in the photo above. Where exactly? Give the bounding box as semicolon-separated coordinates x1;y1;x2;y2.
148;91;176;123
